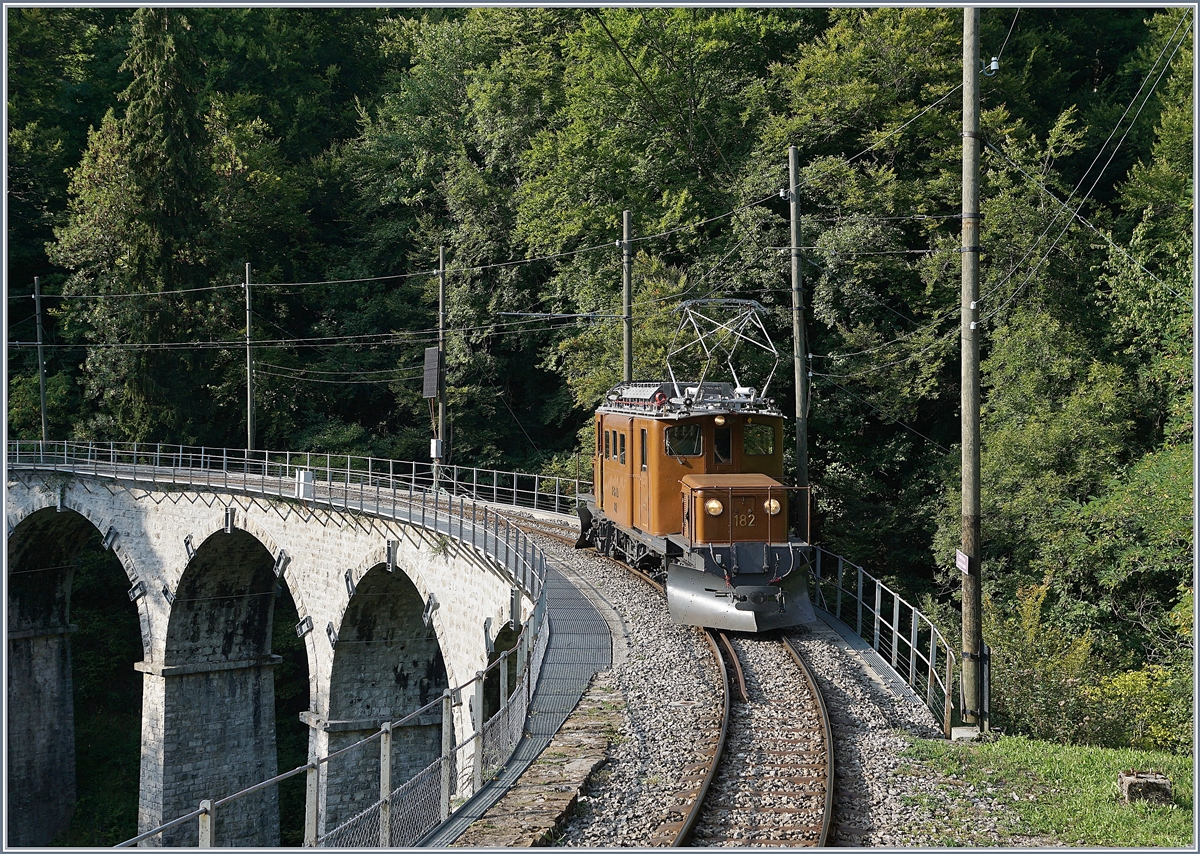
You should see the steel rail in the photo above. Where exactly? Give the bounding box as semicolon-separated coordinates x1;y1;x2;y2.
716;631;749;703
782;635;836;848
670;629;732;847
506;515;735;849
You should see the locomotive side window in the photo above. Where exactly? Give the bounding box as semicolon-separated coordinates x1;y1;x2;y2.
604;429;610;460
640;429;648;470
665;423;702;456
744;423;775;456
714;426;732;464
619;432;626;465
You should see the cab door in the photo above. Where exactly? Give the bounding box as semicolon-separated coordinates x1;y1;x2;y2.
634;423;650;531
612;417;634;528
713;419;737;474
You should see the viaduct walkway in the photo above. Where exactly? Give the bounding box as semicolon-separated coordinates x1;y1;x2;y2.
5;441;608;847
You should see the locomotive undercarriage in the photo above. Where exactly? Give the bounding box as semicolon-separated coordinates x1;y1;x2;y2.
577;499;816;632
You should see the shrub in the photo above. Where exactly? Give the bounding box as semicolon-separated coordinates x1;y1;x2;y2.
983;580;1101;744
984;580;1193;755
1084;661;1193;755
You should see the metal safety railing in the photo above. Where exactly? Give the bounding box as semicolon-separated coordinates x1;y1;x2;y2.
7;441;552;847
436;464;590;516
809;546;957;736
7;441;589;520
317;622;550;848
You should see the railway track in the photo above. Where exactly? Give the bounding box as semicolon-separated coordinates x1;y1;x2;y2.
506;510;835;847
688;632;833;847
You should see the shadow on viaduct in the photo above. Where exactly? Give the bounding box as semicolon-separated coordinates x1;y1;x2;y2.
5;468;528;846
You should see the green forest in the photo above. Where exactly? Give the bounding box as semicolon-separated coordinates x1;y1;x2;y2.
6;3;1193;801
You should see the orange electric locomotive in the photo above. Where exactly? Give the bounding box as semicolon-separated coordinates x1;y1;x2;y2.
574;300;815;632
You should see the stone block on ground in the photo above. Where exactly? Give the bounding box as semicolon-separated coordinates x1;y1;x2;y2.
1118;770;1172;805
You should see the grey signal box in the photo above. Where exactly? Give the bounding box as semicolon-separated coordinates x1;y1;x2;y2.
423;347;441;398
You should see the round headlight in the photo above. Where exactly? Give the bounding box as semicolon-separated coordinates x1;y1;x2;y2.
763;498;782;516
704;498;724;517
714;415;726;426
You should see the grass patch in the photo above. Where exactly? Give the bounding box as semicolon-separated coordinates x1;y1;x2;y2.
903;734;1193;847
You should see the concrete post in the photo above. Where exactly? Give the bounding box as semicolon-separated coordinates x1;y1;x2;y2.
198;799;214;848
622;210;633;383
961;4;985;730
34;276;48;443
440;690;453;821
789;147;809;489
304;764;320;847
378;722;392;847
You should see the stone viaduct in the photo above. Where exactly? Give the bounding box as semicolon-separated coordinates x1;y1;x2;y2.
5;450;540;846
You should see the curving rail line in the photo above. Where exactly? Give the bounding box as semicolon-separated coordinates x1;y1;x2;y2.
505;513;834;847
782;635;835;848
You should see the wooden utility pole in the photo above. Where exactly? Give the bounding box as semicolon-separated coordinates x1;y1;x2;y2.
622;210;633;383
33;277;48;443
246;263;255;451
789;146;809;489
960;6;985;730
437;246;447;466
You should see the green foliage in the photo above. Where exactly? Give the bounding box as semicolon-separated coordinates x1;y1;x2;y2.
1084;663;1194;755
985;579;1193;756
984;581;1101;744
1037;445;1192;659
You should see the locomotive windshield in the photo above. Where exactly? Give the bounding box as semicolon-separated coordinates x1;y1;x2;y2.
665;423;702;456
744;423;775;456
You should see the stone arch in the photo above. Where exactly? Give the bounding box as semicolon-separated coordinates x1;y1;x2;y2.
145;527;282;846
319;563;450;831
6;503;148;846
232;505;323;723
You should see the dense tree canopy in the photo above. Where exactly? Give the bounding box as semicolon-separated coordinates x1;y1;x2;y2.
7;6;1193;749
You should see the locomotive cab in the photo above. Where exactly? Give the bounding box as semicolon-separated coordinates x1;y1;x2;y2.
578;380;815;632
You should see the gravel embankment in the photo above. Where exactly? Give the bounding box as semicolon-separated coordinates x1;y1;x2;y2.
529;529;1048;847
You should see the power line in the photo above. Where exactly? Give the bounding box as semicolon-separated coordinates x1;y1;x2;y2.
812;373;951;453
255;369;422;386
997;9;1020;60
980;11;1192;322
7;282;243;300
810;323;959;379
984;142;1189;304
256;360;425;377
977;8;1191;308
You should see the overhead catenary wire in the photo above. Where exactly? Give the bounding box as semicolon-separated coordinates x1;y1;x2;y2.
976;8;1191;309
984;141;1190;304
979;10;1192;322
6;314;592;353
